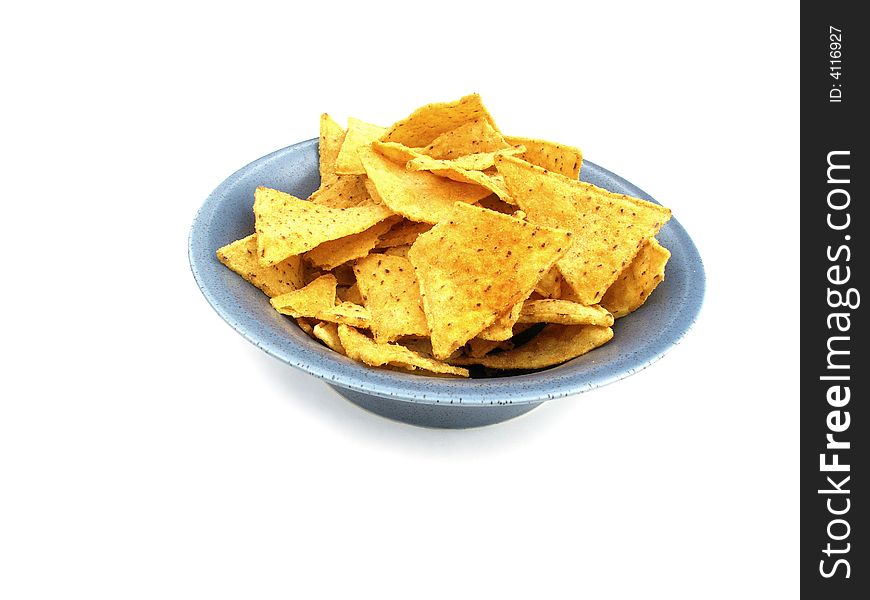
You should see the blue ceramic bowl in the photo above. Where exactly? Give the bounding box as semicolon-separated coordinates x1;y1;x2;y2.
189;139;705;428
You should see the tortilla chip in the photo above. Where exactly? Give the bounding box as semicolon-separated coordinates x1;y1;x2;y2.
304;216;400;271
375;219;433;248
318;302;371;329
270;274;337;317
407;202;574;359
341;282;364;305
408;147;524;172
313;321;345;354
383;245;411;258
477;300;524;341
380;93;499;148
476;195;515;214
359;146;491;224
420;119;510;159
337;325;469;377
296;317;315;336
601;238;670;318
330;263;356;286
518;300;614;326
465;338;503;358
495;155;671;305
216;234;304;298
334;117;387;175
353;254;429;342
504;136;583;180
309;175;371;209
452;324;613;370
319;113;345;181
534;266;562;298
254;187;393;265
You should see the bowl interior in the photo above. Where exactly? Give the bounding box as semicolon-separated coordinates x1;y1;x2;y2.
189;139;705;405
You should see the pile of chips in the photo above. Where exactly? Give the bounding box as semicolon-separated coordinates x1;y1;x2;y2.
217;94;672;378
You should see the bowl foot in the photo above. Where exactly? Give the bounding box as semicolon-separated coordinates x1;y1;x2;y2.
329;385;542;429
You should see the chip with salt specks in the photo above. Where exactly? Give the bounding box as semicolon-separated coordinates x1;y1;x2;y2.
375;219;433;248
359;146;491;224
270;274;337;318
216;234;304;298
504;135;583;180
254;186;393;266
337;325;469;377
408;202;574;359
452;324;614;370
353;254;429;342
380;93;500;148
304;216;400;271
383;244;411;258
602;237;671;318
420;118;511;159
318;302;371;329
334;117;387;175
308;175;371;209
319;113;345;181
534;266;563;298
407;147;524;173
518;300;614;326
495;155;671;305
476;300;524;341
313;321;345;354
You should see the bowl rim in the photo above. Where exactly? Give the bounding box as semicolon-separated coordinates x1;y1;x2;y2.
189;139;705;406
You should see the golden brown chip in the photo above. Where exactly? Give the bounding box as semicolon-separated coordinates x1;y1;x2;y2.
359;146;491;224
270;274;337;317
518;300;614;326
318;302;371;329
601;238;670;318
380;93;499;148
475;195;516;214
334;117;387;175
465;338;503;358
353;254;429;342
375;219;433;248
407;202;574;359
534;266;563;298
296;317;315;336
337;325;469;377
304;216;400;271
308;175;371;209
495;156;671;305
319;113;345;181
504;135;583;179
216;234;304;298
477;300;524;341
383;245;411;258
313;322;345;354
253;187;393;265
452;324;613;370
408;147;524;172
420;119;510;159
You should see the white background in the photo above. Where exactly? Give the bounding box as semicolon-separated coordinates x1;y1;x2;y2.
1;2;799;598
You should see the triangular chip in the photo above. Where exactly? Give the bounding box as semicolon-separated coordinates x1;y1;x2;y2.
313;322;345;354
518;300;614;326
504;136;583;180
375;219;433;248
534;266;562;298
308;175;371;209
216;234;304;298
495;155;671;305
319;113;345;181
270;274;337;317
601;237;670;318
296;317;315;336
337;325;468;377
407;147;524;173
317;302;371;329
451;324;613;370
380;93;500;148
340;282;364;305
383;244;411;258
254;187;393;265
407;202;574;359
476;195;515;214
476;300;524;341
419;119;510;159
334;117;387;175
359;146;491;224
353;254;429;342
304;216;400;270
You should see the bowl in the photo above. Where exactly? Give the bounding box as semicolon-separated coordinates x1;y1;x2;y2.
189;139;705;428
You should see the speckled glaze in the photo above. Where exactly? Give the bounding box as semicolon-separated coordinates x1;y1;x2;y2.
189;139;705;428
